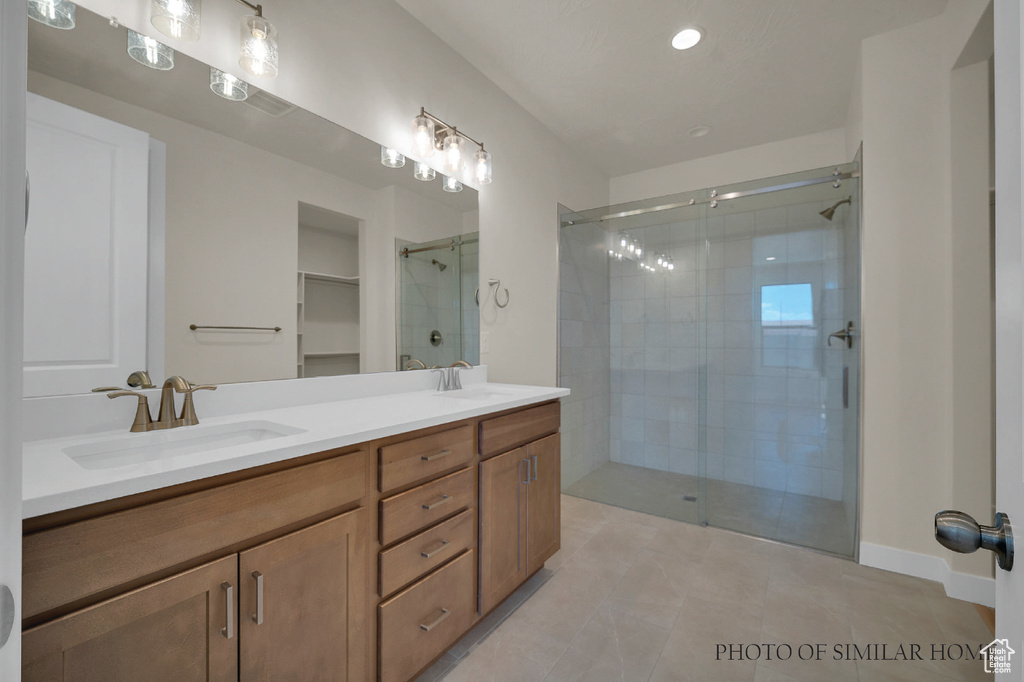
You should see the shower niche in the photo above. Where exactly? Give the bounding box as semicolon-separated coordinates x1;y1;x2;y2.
559;161;862;558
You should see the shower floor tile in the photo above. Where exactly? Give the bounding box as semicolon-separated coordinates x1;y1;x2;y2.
563;461;854;556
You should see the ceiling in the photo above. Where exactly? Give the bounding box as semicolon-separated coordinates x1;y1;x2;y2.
395;0;949;177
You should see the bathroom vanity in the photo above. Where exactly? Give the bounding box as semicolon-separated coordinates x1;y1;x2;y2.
20;378;565;681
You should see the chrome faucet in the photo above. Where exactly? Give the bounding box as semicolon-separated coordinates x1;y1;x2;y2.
431;366;464;391
108;376;216;432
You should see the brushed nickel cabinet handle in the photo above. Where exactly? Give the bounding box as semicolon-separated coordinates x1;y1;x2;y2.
530;455;538;482
420;539;450;559
421;449;452;462
422;493;452;511
419;608;451;632
251;571;264;625
220;582;234;639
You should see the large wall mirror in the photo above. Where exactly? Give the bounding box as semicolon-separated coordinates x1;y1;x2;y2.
24;5;480;397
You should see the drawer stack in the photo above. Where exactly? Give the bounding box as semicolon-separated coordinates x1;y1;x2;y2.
376;424;477;682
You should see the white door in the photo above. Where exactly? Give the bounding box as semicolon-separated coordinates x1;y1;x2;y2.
995;0;1024;669
24;93;150;397
0;0;25;677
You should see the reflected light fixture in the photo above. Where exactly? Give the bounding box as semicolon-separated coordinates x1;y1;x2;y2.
210;67;248;101
413;161;435;182
151;0;201;41
127;29;174;70
28;0;76;29
238;4;278;79
412;108;492;185
381;146;406;169
442;175;463;193
671;27;702;50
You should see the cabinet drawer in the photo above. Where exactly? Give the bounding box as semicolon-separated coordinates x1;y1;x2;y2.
379;508;474;597
378;550;476;682
23;450;367;621
379;424;473;493
478;401;560;458
379;468;474;546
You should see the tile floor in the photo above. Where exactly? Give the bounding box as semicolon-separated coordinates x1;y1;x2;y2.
564;462;855;556
417;495;993;682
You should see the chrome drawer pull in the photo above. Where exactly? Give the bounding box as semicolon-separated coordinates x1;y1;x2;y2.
420;539;450;559
421;449;452;462
422;493;452;511
220;582;234;639
251;571;264;625
419;607;451;632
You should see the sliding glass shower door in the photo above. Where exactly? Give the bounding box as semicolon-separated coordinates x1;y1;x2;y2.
558;163;861;557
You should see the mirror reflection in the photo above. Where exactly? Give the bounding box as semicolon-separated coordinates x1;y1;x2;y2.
24;5;480;398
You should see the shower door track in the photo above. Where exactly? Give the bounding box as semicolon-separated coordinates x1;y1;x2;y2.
564;169;861;226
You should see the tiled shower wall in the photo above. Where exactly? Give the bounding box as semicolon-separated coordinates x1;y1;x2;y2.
608;199;852;501
558;222;611;488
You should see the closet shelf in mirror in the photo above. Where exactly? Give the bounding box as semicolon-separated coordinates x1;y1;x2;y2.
304;351;360;358
300;271;359;286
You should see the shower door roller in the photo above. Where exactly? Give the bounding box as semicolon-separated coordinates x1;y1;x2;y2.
934;510;1014;571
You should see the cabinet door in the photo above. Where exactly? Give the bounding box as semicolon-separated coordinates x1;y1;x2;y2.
479;447;528;615
238;508;367;682
526;434;561;575
22;556;237;681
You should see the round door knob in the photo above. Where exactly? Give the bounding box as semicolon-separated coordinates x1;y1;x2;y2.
934;510;1014;571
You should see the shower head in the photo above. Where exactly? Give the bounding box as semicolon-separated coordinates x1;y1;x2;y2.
820;196;852;221
431;259;447;272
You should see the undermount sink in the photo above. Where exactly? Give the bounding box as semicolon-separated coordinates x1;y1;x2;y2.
63;420;306;470
435;387;521;401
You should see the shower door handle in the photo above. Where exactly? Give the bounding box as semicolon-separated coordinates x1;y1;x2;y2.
934;510;1013;571
828;321;855;348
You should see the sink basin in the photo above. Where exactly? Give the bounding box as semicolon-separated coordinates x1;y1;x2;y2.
435;387;521;401
63;420;306;470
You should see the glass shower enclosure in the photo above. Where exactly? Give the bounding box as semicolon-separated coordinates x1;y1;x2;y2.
559;162;861;557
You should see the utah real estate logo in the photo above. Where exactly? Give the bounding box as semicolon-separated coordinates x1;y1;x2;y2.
980;638;1015;674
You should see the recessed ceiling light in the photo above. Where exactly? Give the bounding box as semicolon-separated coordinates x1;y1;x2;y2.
672;28;703;50
687;125;712;138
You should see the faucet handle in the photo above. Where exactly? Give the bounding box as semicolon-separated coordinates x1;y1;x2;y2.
107;391;153;433
179;383;217;426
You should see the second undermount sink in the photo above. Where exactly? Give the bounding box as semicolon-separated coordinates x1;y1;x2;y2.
435;386;521;401
63;420;306;470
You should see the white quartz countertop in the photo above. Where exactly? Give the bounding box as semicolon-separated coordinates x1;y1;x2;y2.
23;382;568;519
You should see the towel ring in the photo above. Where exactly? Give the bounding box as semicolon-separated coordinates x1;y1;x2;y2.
488;278;510;309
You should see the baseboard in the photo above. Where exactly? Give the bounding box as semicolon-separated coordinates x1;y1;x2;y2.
859;542;995;607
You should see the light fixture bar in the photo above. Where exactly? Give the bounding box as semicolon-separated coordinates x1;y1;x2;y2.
418;107;486;152
234;0;263;17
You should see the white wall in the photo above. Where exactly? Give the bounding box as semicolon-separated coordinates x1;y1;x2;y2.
609;129;848;204
856;0;992;577
298;227;359;278
76;0;610;387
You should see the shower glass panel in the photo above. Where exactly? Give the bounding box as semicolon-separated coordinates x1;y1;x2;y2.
558;162;860;558
397;234;479;369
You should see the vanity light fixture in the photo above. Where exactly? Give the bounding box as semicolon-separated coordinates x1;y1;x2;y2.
671;27;703;50
28;0;76;29
381;146;406;169
412;108;492;184
442;175;463;193
151;0;201;41
413;161;435;182
238;6;278;78
210;67;248;100
127;30;174;70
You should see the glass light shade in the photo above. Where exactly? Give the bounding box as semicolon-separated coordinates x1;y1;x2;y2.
381;146;406;169
210;67;248;101
413;161;435;182
28;0;75;29
127;30;174;70
411;115;435;158
151;0;200;41
473;148;492;185
441;133;465;174
442;175;463;193
239;15;278;78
